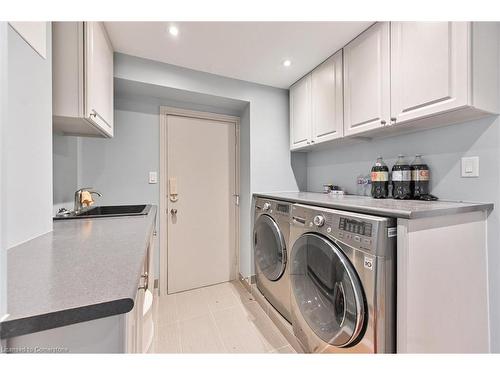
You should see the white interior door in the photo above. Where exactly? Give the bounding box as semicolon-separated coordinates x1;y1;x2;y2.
167;114;237;294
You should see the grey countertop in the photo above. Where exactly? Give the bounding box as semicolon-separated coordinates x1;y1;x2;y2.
254;192;493;219
0;206;157;339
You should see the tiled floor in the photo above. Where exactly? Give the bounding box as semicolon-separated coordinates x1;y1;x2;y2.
153;280;296;353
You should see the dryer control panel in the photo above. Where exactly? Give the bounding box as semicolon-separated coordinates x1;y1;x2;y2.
255;197;291;219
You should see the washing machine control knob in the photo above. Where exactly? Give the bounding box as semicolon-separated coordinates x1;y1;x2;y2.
262;202;271;211
313;215;325;227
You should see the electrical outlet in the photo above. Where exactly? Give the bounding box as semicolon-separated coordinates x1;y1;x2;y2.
149;171;158;184
461;157;479;178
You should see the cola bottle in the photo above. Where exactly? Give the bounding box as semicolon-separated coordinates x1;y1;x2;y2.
411;154;430;199
392;154;412;199
371;156;389;199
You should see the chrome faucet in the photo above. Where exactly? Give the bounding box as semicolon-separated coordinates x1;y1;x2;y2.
74;187;102;213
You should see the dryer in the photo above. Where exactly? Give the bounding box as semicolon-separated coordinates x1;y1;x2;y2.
253;197;292;322
289;204;396;353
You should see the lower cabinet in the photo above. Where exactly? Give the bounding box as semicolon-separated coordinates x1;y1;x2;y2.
126;227;156;353
397;211;490;352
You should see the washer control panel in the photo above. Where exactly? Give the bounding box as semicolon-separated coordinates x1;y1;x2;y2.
339;217;372;237
291;204;396;256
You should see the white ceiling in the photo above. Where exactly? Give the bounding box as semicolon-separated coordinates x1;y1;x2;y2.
104;22;372;89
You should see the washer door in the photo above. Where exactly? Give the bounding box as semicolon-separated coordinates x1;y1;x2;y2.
254;214;287;281
291;233;366;347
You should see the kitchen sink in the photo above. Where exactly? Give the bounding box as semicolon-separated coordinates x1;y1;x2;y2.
54;205;151;220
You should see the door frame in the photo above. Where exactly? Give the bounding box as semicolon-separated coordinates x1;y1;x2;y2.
159;106;240;296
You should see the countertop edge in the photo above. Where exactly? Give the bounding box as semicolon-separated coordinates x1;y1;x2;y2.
0;298;134;340
253;193;494;219
1;205;158;340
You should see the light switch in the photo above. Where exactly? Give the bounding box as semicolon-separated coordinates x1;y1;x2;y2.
149;171;158;184
461;157;479;178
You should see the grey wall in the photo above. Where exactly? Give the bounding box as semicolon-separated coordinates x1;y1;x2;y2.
113;54;303;191
239;104;252;277
79;97;160;207
306;116;500;352
0;22;7;320
3;23;53;249
53;134;79;210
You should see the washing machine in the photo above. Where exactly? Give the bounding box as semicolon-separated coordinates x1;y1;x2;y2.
289;204;396;353
253;197;292;322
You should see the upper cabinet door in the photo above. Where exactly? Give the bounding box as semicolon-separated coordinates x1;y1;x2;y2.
312;50;343;143
85;22;114;137
343;22;390;136
391;22;469;124
290;74;312;150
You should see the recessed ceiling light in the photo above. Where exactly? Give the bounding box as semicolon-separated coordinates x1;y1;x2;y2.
169;25;179;37
283;59;292;67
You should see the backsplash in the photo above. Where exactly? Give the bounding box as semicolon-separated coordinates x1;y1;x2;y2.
306;116;500;202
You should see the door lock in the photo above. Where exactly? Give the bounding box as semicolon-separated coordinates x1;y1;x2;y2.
170;208;178;215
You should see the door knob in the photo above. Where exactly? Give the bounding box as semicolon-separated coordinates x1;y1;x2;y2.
170;208;178;215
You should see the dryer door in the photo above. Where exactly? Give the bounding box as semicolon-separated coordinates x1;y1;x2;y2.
254;214;287;281
291;233;366;347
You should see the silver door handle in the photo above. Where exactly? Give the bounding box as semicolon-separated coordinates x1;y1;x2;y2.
171;209;177;215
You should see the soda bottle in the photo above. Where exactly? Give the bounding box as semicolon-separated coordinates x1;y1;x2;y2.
371;156;389;199
392;154;412;199
411;154;430;199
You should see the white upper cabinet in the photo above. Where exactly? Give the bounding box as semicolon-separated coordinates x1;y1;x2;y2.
343;22;390;136
290;74;312;150
85;22;114;136
391;22;499;126
289;21;498;151
391;22;468;123
53;22;114;138
312;50;343;143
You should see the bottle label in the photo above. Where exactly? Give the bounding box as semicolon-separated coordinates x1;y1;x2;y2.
371;171;388;182
412;170;429;181
392;170;411;181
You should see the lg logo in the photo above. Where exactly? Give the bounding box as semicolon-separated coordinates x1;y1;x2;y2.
364;257;374;271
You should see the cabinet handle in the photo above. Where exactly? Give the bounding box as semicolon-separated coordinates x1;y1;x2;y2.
381;120;387;126
311;140;315;143
306;141;311;145
89;109;111;129
391;117;397;123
